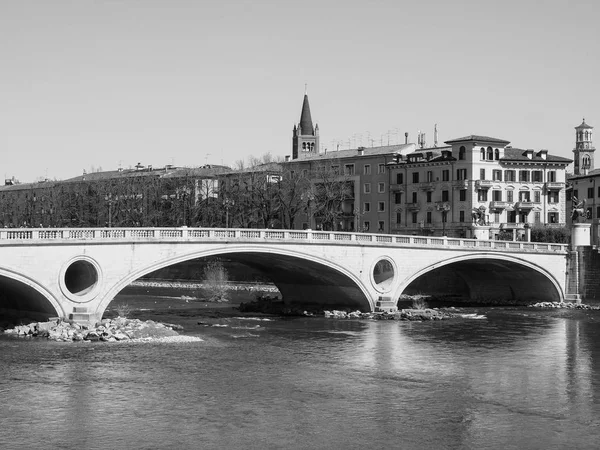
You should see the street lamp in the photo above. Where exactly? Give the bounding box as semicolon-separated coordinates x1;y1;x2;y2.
301;191;315;229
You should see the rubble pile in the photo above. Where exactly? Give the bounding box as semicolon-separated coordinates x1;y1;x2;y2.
529;302;600;310
3;317;181;342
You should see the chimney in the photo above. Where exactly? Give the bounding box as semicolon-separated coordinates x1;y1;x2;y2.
285;155;290;162
405;132;408;144
358;146;365;156
525;149;534;160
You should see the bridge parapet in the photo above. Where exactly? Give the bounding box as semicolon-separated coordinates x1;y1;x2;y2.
0;227;568;254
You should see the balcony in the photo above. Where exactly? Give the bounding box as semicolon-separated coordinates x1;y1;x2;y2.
406;202;421;211
545;182;564;191
475;180;493;189
515;201;536;210
453;179;469;189
389;183;404;192
489;201;509;210
419;182;435;191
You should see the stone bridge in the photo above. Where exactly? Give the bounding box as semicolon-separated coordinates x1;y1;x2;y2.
0;227;571;324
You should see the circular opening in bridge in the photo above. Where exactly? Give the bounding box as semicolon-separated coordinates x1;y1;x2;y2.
64;260;99;296
372;258;395;292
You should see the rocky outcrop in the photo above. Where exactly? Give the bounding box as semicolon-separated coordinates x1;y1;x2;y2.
324;309;455;321
3;317;181;342
528;302;600;310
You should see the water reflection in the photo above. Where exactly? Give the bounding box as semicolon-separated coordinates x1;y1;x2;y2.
1;310;600;449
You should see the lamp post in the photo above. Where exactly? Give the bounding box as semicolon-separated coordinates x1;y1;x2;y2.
301;191;315;229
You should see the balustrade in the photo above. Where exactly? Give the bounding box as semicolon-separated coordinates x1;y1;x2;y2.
0;227;567;253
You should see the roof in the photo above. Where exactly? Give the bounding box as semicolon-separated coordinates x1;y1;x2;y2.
402;146;455;164
287;143;417;162
568;168;600;181
444;135;511;145
298;94;314;135
63;165;231;183
501;147;572;164
575;118;593;129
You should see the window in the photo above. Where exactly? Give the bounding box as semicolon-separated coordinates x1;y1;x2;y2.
378;202;385;212
331;165;340;174
442;169;449;181
519;170;530;182
363;221;370;231
363;202;370;212
493;170;502;181
396;173;403;184
480;168;486;180
597;186;600;197
487;147;493;160
480;148;485;160
494;149;500;160
532;171;543;182
426;211;432;223
573;189;578;199
478;190;488;202
548;212;558;223
426;192;432;203
302;169;308;177
396;212;402;224
394;193;402;204
493;190;502;201
364;183;371;194
494;212;500;222
378;221;384;232
548;171;556;182
459;210;465;222
364;164;371;175
459;189;466;201
548;191;559;203
534;191;541;203
457;169;467;180
507;191;514;202
411;212;418;224
427;171;433;182
344;164;355;175
378;164;385;174
412;172;419;183
459;146;466;160
442;190;449;202
508;210;516;223
588;187;594;198
519;191;531;202
378;182;385;193
505;170;515;182
534;212;541;223
411;192;417;203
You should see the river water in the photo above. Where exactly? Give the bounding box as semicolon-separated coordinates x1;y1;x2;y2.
2;296;600;450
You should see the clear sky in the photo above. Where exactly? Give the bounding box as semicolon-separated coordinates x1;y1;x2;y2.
1;0;598;182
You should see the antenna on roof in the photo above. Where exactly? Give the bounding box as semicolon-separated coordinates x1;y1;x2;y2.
434;124;438;147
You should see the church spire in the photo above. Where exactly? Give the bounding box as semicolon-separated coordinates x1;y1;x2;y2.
299;93;314;136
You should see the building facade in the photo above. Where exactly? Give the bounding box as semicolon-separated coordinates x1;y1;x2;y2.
287;94;572;238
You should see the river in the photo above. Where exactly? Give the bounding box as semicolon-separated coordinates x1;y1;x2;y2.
1;295;600;450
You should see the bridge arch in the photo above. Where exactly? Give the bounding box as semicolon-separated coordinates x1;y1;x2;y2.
96;245;374;318
0;268;63;322
395;253;564;305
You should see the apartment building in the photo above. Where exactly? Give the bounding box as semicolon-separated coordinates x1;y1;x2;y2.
389;136;571;239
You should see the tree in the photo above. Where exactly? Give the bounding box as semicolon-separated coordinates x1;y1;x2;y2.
309;161;354;231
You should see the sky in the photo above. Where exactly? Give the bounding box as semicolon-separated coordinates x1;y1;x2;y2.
1;0;598;182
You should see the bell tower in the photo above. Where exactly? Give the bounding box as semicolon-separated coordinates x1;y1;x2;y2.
292;90;319;160
573;118;595;175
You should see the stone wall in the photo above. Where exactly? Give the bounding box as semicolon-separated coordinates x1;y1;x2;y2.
578;247;600;301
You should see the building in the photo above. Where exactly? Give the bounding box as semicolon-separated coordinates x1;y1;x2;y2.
389;137;571;239
567;119;600;243
286;93;572;238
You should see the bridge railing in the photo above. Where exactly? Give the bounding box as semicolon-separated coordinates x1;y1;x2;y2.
0;227;568;253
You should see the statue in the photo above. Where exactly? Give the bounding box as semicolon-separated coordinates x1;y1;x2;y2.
471;206;487;226
571;197;590;222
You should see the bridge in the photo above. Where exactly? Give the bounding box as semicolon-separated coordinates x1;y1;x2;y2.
0;227;571;324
